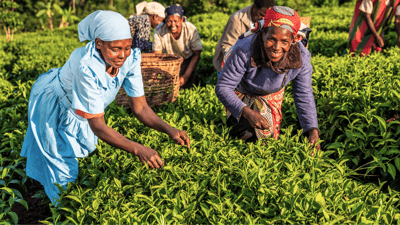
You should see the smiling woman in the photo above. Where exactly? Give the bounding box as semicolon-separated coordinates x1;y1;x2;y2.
153;4;203;89
215;6;321;148
262;27;293;62
20;10;190;205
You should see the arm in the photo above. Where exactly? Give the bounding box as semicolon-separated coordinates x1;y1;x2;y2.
215;44;270;130
88;116;164;168
181;50;201;86
215;45;248;118
363;12;385;47
359;0;384;47
181;27;203;86
291;50;320;150
129;95;190;148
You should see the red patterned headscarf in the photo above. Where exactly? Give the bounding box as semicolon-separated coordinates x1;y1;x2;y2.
263;6;301;38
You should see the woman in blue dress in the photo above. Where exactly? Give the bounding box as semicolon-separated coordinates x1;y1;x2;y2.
20;10;190;204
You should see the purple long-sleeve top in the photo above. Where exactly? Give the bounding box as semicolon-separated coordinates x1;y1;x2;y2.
215;35;318;133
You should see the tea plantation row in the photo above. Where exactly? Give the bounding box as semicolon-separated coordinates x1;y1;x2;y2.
1;5;400;224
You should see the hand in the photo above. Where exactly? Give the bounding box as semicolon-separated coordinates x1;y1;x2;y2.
242;107;270;130
308;129;321;156
376;35;385;48
180;77;184;86
135;145;164;169
179;76;189;87
167;127;190;149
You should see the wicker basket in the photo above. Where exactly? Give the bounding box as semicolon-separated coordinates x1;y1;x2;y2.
300;17;311;49
300;17;311;27
115;53;183;110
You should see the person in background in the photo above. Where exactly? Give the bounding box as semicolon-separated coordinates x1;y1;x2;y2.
153;4;203;89
348;0;400;56
21;10;190;204
128;1;165;53
215;6;320;150
213;0;275;74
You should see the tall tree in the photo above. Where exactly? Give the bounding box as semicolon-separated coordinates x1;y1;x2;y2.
36;0;62;30
0;0;23;42
53;5;79;28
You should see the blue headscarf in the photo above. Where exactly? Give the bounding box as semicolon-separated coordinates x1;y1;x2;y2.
78;10;131;42
165;4;184;18
77;10;131;82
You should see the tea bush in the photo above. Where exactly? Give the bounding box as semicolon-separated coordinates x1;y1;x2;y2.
1;4;400;224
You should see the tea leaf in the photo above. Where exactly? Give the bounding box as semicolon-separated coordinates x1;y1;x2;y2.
315;192;325;207
387;163;397;180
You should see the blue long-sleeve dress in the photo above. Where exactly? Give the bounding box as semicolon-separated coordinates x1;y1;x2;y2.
21;42;144;204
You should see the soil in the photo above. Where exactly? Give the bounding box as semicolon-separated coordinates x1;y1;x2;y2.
10;179;52;224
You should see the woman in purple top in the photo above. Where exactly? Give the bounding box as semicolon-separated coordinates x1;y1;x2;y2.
215;6;320;149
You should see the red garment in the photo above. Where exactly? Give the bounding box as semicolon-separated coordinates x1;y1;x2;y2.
75;109;104;119
263;6;301;38
225;89;285;139
348;0;400;56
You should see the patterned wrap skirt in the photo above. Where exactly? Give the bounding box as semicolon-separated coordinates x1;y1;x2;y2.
226;89;285;140
221;45;286;141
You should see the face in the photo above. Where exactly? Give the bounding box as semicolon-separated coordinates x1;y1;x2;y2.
262;26;293;62
165;15;183;36
149;14;164;29
95;38;132;69
251;6;268;23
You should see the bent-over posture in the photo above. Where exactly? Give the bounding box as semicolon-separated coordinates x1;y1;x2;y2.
215;6;320;149
21;10;190;204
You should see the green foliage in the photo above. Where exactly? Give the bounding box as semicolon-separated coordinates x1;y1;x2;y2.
190;12;230;85
156;0;250;16
53;5;80;28
38;122;400;223
2;3;400;224
0;0;23;42
1;0;358;34
35;0;68;30
275;0;356;10
310;51;400;180
0;0;22;28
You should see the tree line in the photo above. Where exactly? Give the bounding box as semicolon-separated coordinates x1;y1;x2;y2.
1;0;355;42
